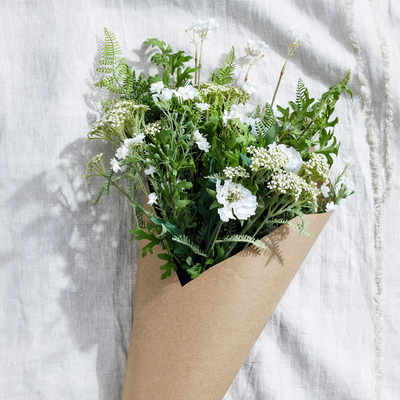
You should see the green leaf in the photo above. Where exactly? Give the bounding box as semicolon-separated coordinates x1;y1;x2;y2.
157;252;178;279
262;123;278;145
240;153;252;167
210;46;236;85
150;218;184;238
130;226;160;257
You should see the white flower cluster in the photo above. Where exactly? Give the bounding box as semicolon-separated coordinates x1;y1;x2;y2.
198;82;250;105
143;121;161;136
187;18;219;40
150;82;199;103
195;102;211;111
223;166;250;179
268;170;319;204
193;130;211;152
110;133;146;174
222;104;257;128
216;179;258;222
89;102;148;135
301;153;330;183
270;143;303;174
286;25;312;45
242;80;258;95
247;39;269;55
247;145;289;173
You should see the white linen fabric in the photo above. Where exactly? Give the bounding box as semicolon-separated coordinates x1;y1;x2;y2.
1;0;399;399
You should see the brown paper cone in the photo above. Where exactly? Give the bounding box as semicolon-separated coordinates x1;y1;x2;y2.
122;212;331;400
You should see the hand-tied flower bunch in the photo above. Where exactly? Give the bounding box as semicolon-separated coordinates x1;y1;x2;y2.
85;21;354;282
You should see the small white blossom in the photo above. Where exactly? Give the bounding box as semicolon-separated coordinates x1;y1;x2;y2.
110;157;121;173
153;88;177;103
116;145;129;160
144;165;157;177
187;18;219;39
268;170;320;208
243;80;258;95
247;145;289;172
320;182;330;198
150;81;164;93
216;180;258;222
223;166;250;179
125;134;145;148
247;39;269;55
286;25;312;45
325;201;338;212
176;85;198;100
144;121;161;136
147;193;157;206
195;102;211;111
270;143;303;174
193;129;211;152
223;104;247;124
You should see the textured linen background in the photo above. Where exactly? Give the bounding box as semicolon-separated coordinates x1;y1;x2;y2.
1;0;398;399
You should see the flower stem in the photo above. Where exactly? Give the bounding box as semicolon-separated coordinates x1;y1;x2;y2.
206;220;223;260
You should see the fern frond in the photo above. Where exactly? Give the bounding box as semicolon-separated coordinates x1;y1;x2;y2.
342;69;351;86
95;28;129;96
261;102;275;129
211;47;236;85
296;78;307;107
103;28;123;57
216;234;267;250
172;235;207;257
250;105;261;119
287;212;314;238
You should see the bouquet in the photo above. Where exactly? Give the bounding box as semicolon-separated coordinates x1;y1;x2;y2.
85;20;354;400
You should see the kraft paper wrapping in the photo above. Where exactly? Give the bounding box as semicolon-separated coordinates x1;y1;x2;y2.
122;212;331;400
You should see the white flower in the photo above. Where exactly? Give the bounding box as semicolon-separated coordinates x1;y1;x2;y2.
150;81;164;93
197;139;211;152
298;31;312;45
223;166;250;179
286;25;312;45
187;18;219;39
216;180;258;222
110;157;121;173
243;80;258;95
223;104;248;124
286;25;297;36
147;192;157;206
153;88;177;102
176;85;198;100
125;134;145;148
144;165;156;177
320;182;330;198
116;145;129;160
193;129;211;152
195;102;210;111
247;39;269;55
270;143;303;174
325;201;338;212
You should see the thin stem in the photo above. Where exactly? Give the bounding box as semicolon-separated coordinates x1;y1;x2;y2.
271;69;284;108
206;220;223;260
197;38;205;88
297;120;313;141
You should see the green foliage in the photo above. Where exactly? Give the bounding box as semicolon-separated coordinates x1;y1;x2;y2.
86;28;353;282
130;225;161;257
95;28;130;95
215;234;267;250
144;38;197;87
211;47;236;85
276;73;352;166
